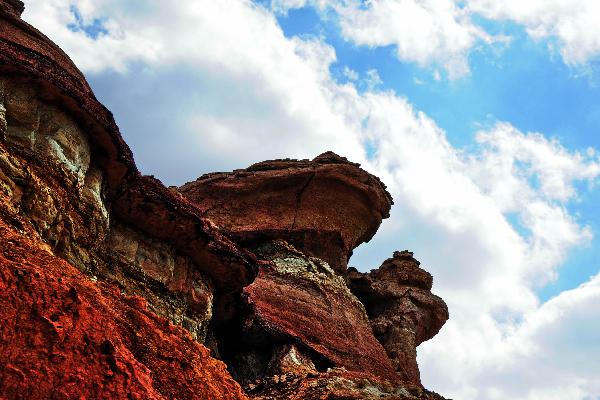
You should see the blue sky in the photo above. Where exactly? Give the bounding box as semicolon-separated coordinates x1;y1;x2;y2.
266;4;600;301
274;4;600;302
22;0;600;398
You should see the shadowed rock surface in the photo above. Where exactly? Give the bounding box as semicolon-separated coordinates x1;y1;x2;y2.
247;369;449;400
348;251;449;384
0;1;450;399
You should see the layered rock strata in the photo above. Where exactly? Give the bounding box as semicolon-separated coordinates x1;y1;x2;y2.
180;159;448;396
0;0;256;343
0;1;450;399
0;211;247;400
1;2;253;396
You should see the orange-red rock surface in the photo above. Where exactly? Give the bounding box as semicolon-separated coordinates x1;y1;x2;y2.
0;211;247;400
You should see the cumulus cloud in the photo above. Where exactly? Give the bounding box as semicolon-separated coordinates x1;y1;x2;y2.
421;273;600;400
24;0;365;178
273;0;600;76
20;0;600;399
268;0;497;79
334;0;494;79
466;0;600;66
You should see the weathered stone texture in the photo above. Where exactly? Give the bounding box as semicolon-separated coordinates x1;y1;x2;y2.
244;241;398;382
179;152;393;273
348;251;449;384
0;211;247;400
247;369;448;400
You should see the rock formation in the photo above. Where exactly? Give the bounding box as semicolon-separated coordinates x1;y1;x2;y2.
0;212;246;400
179;152;393;274
0;1;450;399
348;251;449;384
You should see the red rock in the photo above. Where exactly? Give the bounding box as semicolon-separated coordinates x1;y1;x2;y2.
242;241;398;382
0;212;247;400
0;1;451;399
179;152;393;273
348;251;449;384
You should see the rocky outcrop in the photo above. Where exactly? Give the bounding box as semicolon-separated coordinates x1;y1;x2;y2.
0;0;257;344
0;210;247;399
0;0;256;290
0;1;450;399
231;240;397;384
179;152;393;273
1;1;255;395
180;154;447;394
348;251;449;384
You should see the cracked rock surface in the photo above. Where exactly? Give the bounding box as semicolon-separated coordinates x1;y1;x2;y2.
179;151;393;274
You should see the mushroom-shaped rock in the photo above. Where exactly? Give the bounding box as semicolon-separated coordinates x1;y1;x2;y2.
179;152;393;273
347;251;449;385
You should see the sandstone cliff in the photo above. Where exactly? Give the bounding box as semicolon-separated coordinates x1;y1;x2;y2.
0;1;449;398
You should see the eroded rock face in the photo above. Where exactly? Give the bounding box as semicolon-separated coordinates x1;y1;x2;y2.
247;369;448;400
0;1;258;347
231;241;397;384
0;77;219;343
179;152;393;273
348;251;449;384
0;0;257;294
0;212;247;400
0;76;109;270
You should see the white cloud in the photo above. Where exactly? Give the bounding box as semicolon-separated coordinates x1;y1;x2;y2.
421;273;600;400
273;0;600;76
342;65;359;81
20;0;600;399
23;0;365;177
341;0;600;73
466;0;600;66
266;0;495;79
364;68;383;90
333;0;494;79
